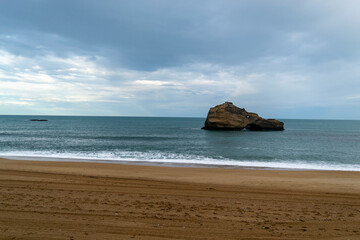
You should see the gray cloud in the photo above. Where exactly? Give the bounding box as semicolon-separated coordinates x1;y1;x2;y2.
3;0;356;69
0;0;360;118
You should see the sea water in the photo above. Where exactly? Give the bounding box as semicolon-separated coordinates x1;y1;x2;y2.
0;115;360;171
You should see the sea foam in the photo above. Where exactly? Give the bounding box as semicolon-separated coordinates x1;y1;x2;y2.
1;150;360;171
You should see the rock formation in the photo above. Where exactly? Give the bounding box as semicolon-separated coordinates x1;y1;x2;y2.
29;119;48;121
245;118;284;131
202;102;284;131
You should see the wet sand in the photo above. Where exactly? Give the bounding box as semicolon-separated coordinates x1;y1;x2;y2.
0;158;360;239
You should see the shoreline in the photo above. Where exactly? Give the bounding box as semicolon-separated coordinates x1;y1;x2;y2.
1;157;360;239
1;157;360;194
2;154;360;172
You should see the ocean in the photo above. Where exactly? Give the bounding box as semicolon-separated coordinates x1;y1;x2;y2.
0;115;360;171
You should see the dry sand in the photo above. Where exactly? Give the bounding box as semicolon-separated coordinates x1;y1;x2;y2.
0;158;360;239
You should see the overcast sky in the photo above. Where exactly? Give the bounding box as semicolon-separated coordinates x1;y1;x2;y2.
1;0;360;119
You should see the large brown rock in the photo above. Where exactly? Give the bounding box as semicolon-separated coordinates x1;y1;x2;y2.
202;102;284;131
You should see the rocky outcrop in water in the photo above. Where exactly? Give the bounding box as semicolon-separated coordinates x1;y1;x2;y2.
29;119;48;121
202;102;284;131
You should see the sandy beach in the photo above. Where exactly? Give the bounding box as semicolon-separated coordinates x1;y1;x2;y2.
0;158;359;239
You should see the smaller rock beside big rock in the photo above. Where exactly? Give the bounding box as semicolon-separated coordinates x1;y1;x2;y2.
202;102;284;131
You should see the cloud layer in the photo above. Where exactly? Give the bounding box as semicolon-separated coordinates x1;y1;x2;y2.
1;0;360;118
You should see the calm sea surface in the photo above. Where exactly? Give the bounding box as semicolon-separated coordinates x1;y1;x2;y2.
0;116;360;171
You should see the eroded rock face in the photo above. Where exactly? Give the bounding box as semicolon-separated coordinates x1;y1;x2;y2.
202;102;284;131
245;119;284;131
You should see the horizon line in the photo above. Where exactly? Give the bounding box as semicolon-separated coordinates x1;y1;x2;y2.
0;114;359;121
